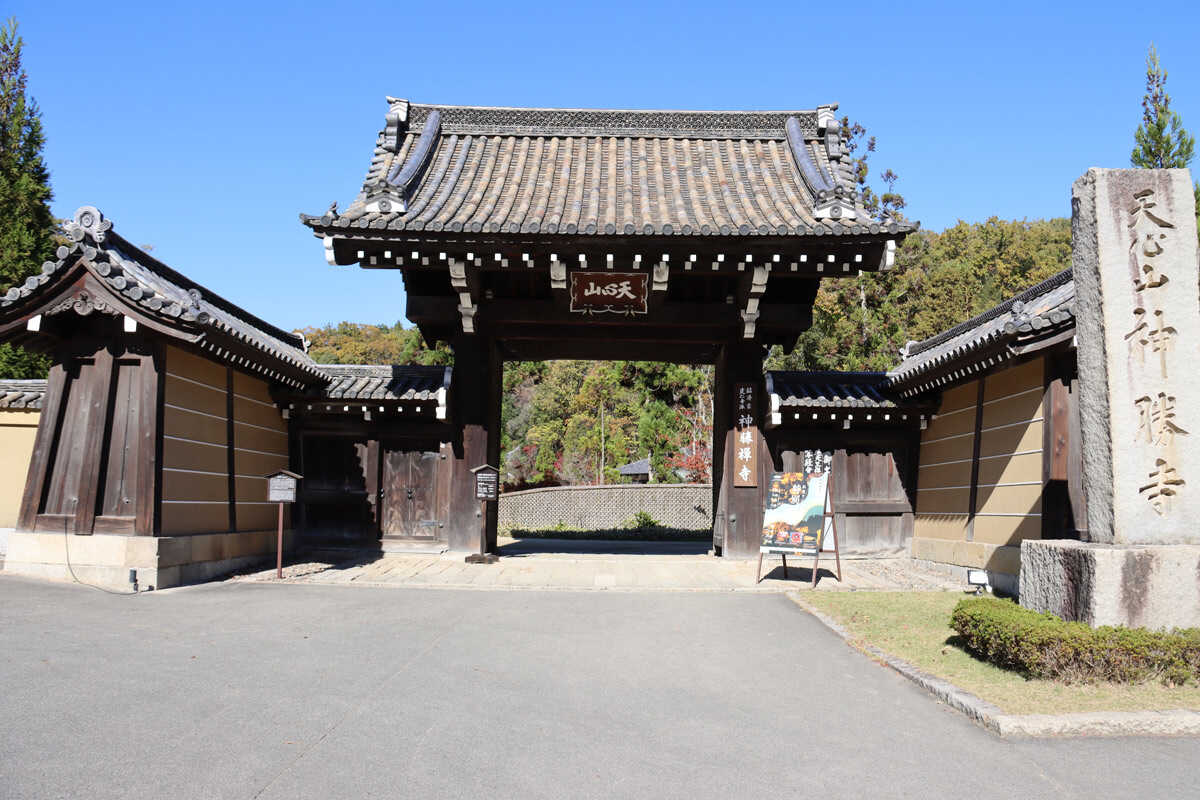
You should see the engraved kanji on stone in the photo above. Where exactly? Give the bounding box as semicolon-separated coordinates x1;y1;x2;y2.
1135;392;1189;446
736;447;751;461
737;414;754;428
1139;457;1185;516
1128;189;1175;293
1125;309;1177;378
738;430;753;444
738;465;752;482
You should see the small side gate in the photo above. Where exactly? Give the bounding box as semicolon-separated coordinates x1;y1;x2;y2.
381;450;442;540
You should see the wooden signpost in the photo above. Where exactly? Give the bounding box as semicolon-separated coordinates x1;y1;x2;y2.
467;464;500;564
756;451;842;586
265;469;302;580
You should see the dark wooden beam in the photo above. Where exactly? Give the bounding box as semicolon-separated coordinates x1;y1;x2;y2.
18;362;68;530
145;341;165;536
225;367;237;533
74;343;115;535
323;229;901;274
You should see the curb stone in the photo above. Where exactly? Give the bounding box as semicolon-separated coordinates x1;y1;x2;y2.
786;593;1200;738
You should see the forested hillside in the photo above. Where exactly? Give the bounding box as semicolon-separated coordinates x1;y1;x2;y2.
303;216;1072;487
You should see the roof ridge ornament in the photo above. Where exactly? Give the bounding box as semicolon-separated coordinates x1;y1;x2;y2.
786;117;856;221
367;109;442;215
382;97;409;153
66;206;113;244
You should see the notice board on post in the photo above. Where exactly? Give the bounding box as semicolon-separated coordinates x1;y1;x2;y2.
757;450;842;584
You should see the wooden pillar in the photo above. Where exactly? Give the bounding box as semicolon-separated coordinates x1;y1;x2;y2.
485;338;502;553
713;340;766;558
446;334;501;554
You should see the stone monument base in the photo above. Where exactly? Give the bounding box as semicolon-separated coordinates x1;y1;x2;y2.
1020;539;1200;629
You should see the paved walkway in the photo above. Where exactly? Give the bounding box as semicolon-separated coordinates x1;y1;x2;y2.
230;537;962;592
1;576;1196;799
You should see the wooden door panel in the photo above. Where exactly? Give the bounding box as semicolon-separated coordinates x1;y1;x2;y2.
382;450;440;538
100;361;142;519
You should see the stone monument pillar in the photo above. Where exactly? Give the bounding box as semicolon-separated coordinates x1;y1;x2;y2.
1021;168;1200;628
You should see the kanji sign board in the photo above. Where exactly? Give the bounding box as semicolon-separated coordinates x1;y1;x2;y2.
266;470;301;503
473;464;499;501
733;382;757;487
569;272;648;315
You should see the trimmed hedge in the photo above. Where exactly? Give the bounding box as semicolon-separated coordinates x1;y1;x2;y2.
950;597;1200;685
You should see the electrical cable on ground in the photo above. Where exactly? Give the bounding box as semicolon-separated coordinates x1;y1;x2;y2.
62;515;139;596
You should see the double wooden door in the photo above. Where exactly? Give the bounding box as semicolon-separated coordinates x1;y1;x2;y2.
380;449;441;539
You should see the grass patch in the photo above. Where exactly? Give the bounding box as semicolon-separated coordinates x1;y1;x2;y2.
802;591;1200;715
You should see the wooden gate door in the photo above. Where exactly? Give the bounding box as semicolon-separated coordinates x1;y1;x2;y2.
381;450;440;539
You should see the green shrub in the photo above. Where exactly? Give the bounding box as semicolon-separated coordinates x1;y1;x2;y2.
950;597;1200;685
507;526;710;542
623;511;662;530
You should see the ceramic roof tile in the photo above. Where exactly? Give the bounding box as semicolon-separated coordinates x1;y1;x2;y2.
766;371;899;409
0;379;45;409
617;457;651;475
310;365;450;401
304;101;916;239
889;269;1075;391
0;207;327;388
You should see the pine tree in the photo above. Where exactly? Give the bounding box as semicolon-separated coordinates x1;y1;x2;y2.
1132;45;1195;169
1130;44;1199;238
0;18;53;378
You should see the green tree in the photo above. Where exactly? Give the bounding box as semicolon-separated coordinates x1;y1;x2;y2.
300;321;452;365
1130;44;1199;236
0;18;53;378
765;216;1073;373
1132;45;1195;169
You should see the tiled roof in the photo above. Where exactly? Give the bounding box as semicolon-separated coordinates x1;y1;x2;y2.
0;207;326;388
303;100;915;239
766;371;897;409
0;379;46;409
314;364;450;401
889;269;1075;393
617;457;651;476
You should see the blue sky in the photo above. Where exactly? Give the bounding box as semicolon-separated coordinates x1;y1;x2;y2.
10;0;1200;331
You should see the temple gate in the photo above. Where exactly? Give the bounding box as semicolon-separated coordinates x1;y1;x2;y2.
301;99;912;557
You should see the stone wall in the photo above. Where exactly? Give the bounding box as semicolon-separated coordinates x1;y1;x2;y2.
3;529;295;591
498;484;712;531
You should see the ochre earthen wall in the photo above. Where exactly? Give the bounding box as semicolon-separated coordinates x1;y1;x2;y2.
912;357;1045;577
231;370;289;531
0;409;40;528
161;346;288;534
162;346;230;534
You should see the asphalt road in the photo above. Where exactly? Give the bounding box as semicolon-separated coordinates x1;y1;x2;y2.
0;576;1196;799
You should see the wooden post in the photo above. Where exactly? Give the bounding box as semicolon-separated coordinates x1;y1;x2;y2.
265;470;300;580
812;472;843;587
446;336;501;555
713;340;766;558
276;501;284;580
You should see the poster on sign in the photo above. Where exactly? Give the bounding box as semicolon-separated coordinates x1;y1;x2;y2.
757;450;841;585
761;473;829;552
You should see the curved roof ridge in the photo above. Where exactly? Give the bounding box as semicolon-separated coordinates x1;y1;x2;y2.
903;268;1073;359
305;99;914;240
